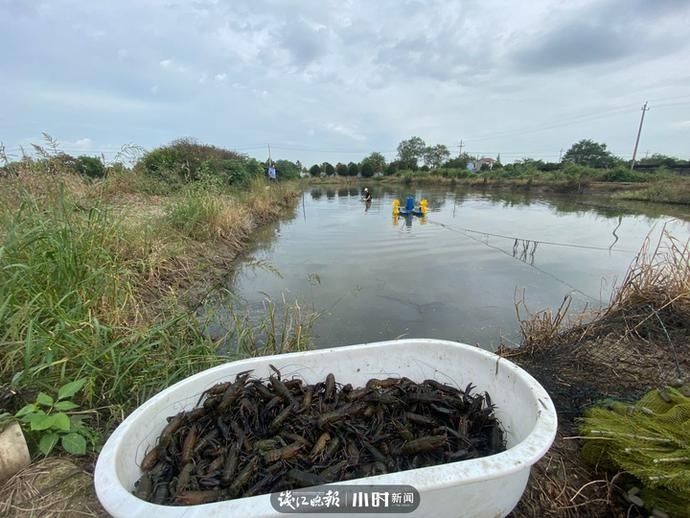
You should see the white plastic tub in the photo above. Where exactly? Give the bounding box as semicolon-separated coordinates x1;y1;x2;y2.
95;339;557;517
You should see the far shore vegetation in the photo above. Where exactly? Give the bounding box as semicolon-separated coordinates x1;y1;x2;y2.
300;137;690;203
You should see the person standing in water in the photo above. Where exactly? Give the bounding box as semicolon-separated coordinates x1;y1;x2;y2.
362;187;372;201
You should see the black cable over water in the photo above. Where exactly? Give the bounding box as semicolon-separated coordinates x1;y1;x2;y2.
426;219;636;253
425;219;602;302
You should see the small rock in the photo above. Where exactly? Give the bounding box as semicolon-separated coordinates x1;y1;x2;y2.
0;422;30;485
628;494;644;507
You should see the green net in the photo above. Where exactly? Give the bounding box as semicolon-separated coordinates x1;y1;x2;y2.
580;385;690;516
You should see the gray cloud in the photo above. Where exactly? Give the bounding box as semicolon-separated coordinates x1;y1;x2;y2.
515;21;634;71
1;0;689;164
279;19;327;68
513;0;690;72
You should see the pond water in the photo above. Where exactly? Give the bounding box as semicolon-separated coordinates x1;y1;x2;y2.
208;184;690;351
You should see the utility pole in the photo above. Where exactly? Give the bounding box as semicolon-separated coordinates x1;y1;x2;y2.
267;144;272;163
558;148;563;161
458;140;464;156
630;101;649;170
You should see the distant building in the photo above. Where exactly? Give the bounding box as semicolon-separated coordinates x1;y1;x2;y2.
478;157;496;170
467;157;496;172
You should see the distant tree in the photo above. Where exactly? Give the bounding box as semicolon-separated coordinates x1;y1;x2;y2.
323;162;336;176
296;160;304;172
385;161;401;175
335;162;348;176
75;155;106;179
442;153;472;169
360;161;374;178
364;152;386;174
347;162;359;177
638;154;688;168
563;139;616;168
495;154;503;169
309;164;322;177
275;159;301;180
423;144;450;169
518;158;545;168
396;136;426;170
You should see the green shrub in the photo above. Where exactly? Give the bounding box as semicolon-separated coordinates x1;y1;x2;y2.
75;156;106;179
360;162;374;178
601;166;648;183
347;162;359;177
274;160;301;180
15;378;98;456
138;138;260;189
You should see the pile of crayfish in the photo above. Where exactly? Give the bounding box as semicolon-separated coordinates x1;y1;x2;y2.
133;368;506;505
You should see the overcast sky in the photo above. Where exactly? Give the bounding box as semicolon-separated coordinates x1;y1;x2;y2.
2;0;690;166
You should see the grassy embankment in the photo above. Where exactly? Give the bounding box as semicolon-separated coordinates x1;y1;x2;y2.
0;143;311;459
309;163;690;200
614;180;690;205
503;232;690;517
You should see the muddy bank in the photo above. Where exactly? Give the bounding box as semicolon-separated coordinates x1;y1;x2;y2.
502;235;690;517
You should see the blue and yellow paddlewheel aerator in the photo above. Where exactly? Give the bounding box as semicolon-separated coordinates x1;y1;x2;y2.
393;196;427;216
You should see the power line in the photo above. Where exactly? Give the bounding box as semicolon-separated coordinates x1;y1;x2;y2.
462;104;642;144
650;101;690;109
461;97;690;145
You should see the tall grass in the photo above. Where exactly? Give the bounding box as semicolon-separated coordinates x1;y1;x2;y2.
614;180;690;205
0;161;305;436
0;191;220;424
516;230;690;353
165;188;250;243
164;177;297;244
215;295;315;357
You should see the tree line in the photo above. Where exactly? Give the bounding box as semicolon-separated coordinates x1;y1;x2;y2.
3;136;688;184
300;137;690;178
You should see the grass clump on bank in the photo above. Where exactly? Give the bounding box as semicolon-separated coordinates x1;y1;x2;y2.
0;139;309;460
614;180;690;206
165;184;250;243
